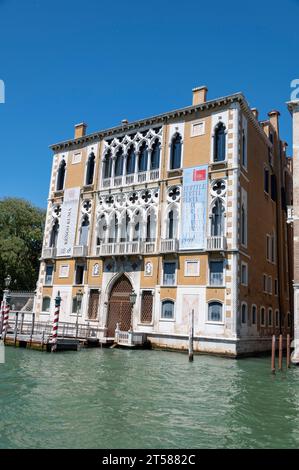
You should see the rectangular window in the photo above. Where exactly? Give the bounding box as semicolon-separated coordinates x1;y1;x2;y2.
251;305;257;325
59;264;69;278
261;308;265;326
191;120;205;137
241;188;248;247
268;309;273;326
263;274;267;293
185;260;200;277
75;264;85;285
163;262;176;286
87;289;99;320
241;262;248;286
141;291;153;323
209;260;224;286
271;174;277;201
275;310;280;327
271;235;275;263
264;167;269;194
267;276;272;295
45;265;53;285
266;235;271;261
274;279;278;296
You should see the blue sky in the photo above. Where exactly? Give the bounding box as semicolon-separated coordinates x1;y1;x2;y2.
0;0;298;208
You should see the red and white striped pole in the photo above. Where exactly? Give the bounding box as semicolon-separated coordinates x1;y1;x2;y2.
2;301;10;341
51;291;62;352
0;301;4;335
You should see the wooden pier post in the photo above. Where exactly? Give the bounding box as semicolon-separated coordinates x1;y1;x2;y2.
0;301;4;334
30;312;35;346
20;312;24;335
271;335;276;374
287;334;291;369
14;312;19;346
2;302;10;341
278;334;283;371
188;309;194;362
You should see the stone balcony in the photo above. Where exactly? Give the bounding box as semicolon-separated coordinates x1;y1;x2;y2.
160;238;179;253
42;247;57;259
96;241;157;257
102;169;160;189
73;245;88;257
206;236;227;251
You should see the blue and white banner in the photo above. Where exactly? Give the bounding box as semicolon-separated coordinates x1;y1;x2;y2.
180;165;208;250
56;187;80;257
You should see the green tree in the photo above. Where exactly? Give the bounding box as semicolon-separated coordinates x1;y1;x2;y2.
0;198;45;295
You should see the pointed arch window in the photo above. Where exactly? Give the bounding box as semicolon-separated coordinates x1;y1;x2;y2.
50;220;59;247
151;139;160;170
79;215;89;246
126;146;136;175
115;148;124;177
103;150;112;179
85;152;95;185
109;213;119;242
211;199;225;236
56;160;66;190
167;208;178;239
214;123;226;162
170;133;182;170
138;142;148;172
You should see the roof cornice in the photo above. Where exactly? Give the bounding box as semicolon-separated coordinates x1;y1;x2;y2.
50;92;273;152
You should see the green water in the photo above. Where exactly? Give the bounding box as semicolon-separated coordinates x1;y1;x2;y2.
1;347;299;449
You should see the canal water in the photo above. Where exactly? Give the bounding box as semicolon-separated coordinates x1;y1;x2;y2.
1;347;299;449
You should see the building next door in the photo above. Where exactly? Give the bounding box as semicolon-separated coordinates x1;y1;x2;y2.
106;275;133;337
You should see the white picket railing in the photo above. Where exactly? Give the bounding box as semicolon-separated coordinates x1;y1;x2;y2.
206;236;227;251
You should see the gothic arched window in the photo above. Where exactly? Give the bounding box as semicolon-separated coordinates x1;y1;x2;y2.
151;139;160;170
138;142;148;172
56;160;66;191
79;215;89;246
211;199;225;236
103;150;112;179
115;148;124;177
214;123;226;162
126;146;136;175
85;152;95;185
50;220;59;247
170;133;182;170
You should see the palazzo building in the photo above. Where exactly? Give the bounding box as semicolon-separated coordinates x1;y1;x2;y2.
35;86;293;356
288;99;299;363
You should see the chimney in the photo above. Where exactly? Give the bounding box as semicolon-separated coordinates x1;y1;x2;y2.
251;108;259;120
268;110;280;134
192;86;208;106
74;122;87;139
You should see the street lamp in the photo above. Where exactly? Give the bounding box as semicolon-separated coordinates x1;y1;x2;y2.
75;289;83;338
4;275;11;288
129;290;137;331
129;290;137;306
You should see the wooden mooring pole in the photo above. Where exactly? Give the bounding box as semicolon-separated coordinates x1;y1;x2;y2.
271;335;276;374
287;334;291;369
14;312;18;346
278;334;283;371
188;309;194;362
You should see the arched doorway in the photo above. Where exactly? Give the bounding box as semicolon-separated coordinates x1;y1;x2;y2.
106;275;133;337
